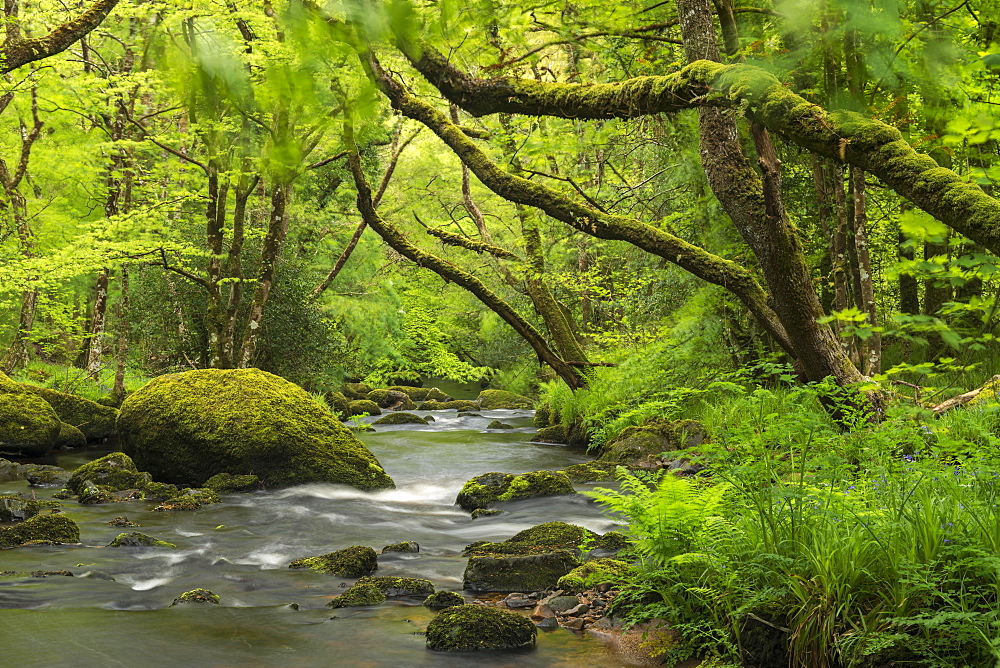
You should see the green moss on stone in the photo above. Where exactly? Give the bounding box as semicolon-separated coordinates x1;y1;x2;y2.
420;399;479;411
118;369;393;490
0;386;60;456
423;388;452;402
598;419;706;465
327;582;386;608
0;513;80;547
533;405;552;427
381;541;419;553
78;481;115;505
560;461;614;482
386;386;431;401
323;391;350;417
531;424;567;444
366;389;417;410
555;558;631;593
67;452;150;496
477;390;533;409
204;473;260;493
0;495;40;522
24;465;71;487
456;470;575;511
355;575;435;598
342;382;373;400
463;550;581;592
18;384;118;440
346;399;382;417
487;420;514;430
288;545;378;577
426;604;537;651
54;423;87;450
171;588;220;605
371;412;429;426
108;532;176;548
423;591;464;609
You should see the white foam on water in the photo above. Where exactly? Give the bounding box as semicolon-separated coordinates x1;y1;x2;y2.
174;529;203;537
235;548;296;568
118;575;174;591
274;482;456;506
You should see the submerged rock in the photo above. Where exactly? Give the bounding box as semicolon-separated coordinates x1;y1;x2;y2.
486;420;514;430
171;588;220;605
327;583;386;608
355;575;435;598
426;604;536;652
108;532;175;548
18;384;119;440
456;471;575;511
371;413;428;426
0;513;80;547
423;591;464;609
477;390;533;410
288;545;378;577
118;369;394;490
381;541;419;553
0;373;60;456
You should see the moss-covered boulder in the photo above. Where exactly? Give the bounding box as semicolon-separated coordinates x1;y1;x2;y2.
0;374;60;456
560;461;616;483
556;559;631;594
345;399;382;417
342;382;373;400
423;591;464;609
18;384;119;440
597;419;706;466
0;495;40;522
477;390;533;410
424;387;452;402
426;604;537;651
288;545;378;577
487;420;514;430
323;391;350;418
381;541;419;553
0;513;80;547
456;471;576;511
386;386;431;401
204;473;260;493
108;532;176;548
372;412;428;426
67;452;150;496
118;369;394;490
54;423;87;450
463;550;580;592
171;588;220;605
420;399;479;411
531;424;567;444
153;488;220;511
465;522;628;558
24;465;71;487
367;389;417;411
355;575;435;598
327;583;386;608
533;405;552;428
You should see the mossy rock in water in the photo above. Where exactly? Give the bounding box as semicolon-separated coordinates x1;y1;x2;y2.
24;465;71;487
597;419;706;466
341;382;373;400
204;473;259;493
288;545;378;577
455;470;575;511
327;582;386;608
420;399;479;411
78;481;115;505
108;531;175;548
381;541;419;553
531;424;567;444
423;591;464;609
372;412;428;426
426;604;537;651
457;412;481;417
470;508;502;519
171;588;220;605
355;575;435;598
18;384;119;440
345;399;382;418
463;550;580;592
561;461;616;483
0;375;60;456
386;386;430;401
0;513;80;547
556;558;631;594
477;389;533;410
423;387;452;402
366;389;416;410
487;420;514;430
323;391;350;418
67;452;150;496
533;405;552;428
465;522;627;558
153;488;220;511
118;369;394;490
0;495;41;522
53;423;86;450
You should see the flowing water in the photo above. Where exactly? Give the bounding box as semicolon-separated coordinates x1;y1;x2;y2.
0;388;632;667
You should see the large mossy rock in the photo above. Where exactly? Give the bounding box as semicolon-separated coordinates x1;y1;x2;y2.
366;389;417;411
355;575;435;598
54;423;87;450
477;389;533;410
118;369;394;490
597;419;706;467
0;513;80;547
426;604;536;651
0;373;60;456
371;412;428;426
18;384;118;440
455;470;575;511
288;545;378;577
67;452;150;496
556;558;631;594
345;399;381;417
463;550;580;592
386;386;431;401
531;424;567;444
327;583;386;608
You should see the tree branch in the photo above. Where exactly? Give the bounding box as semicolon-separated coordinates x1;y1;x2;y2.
0;0;121;74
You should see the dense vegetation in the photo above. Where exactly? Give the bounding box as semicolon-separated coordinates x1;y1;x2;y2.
3;0;1000;665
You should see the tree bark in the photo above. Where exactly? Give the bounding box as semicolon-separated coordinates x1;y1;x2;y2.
0;0;120;74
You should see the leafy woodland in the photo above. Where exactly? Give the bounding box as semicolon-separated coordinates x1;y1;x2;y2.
5;0;1000;664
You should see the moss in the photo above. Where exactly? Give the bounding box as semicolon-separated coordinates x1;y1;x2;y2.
0;513;80;547
118;369;394;490
366;389;417;410
457;412;481;417
505;521;596;551
108;532;175;548
204;473;260;493
470;508;502;519
0;389;60;456
0;495;41;522
108;516;139;527
533;405;552;427
386;386;431;401
423;387;452;402
54;423;87;449
140;481;180;500
324;391;350;417
381;541;419;553
596;531;631;552
555;558;630;593
456;470;576;511
477;389;533;409
341;382;373;400
171;588;220;605
24;466;71;487
78;482;115;505
969;377;1000;406
560;461;614;483
327;582;386;608
531;424;567;444
67;452;150;496
345;399;382;417
371;412;429;426
18;384;118;440
153;488;220;511
420;399;479;411
598;419;705;465
355;575;435;598
426;604;536;651
487;420;514;429
423;591;464;609
288;545;378;577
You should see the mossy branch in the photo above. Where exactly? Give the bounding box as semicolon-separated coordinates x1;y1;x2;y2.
0;0;121;74
425;226;523;261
